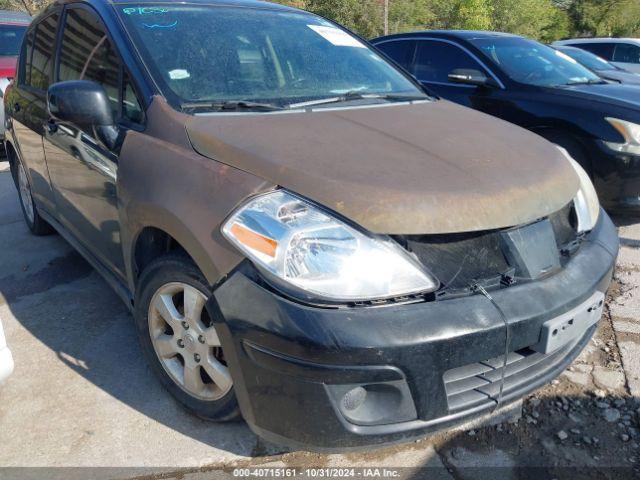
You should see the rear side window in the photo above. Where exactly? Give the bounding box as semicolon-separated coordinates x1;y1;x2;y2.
19;29;34;85
414;40;485;84
0;24;27;56
574;43;615;60
21;13;59;90
613;43;640;64
376;40;417;71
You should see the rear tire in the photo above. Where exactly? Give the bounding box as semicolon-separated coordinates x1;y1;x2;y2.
15;156;54;236
134;254;240;422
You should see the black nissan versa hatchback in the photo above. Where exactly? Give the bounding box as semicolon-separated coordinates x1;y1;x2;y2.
5;0;618;451
372;31;640;212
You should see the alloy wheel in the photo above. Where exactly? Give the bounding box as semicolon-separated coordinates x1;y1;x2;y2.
17;162;35;224
148;282;233;401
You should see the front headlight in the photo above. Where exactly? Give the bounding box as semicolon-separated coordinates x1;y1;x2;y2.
222;190;438;302
605;117;640;155
558;147;600;233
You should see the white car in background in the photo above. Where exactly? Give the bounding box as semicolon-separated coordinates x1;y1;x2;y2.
553;38;640;74
0;318;13;384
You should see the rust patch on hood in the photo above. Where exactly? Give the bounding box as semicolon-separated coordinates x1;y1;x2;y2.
185;100;579;234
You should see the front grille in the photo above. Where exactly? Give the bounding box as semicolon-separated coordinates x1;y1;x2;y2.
443;335;580;413
397;203;578;291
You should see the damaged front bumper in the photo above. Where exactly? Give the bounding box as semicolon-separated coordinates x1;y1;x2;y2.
208;210;618;451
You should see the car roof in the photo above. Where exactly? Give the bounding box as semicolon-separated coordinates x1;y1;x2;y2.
49;0;300;12
0;9;31;25
105;0;298;10
372;30;521;43
556;38;640;44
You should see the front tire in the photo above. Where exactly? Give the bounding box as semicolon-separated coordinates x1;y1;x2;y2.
134;254;240;421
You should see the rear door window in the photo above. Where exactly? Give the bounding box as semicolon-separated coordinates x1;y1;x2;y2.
414;40;486;84
0;24;27;56
575;43;615;60
21;13;59;90
376;40;417;72
613;43;640;64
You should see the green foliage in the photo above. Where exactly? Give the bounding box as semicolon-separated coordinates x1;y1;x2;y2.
278;0;640;40
449;0;493;30
305;0;383;38
3;0;640;41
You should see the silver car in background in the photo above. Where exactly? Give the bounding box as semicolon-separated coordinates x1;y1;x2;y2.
553;38;640;74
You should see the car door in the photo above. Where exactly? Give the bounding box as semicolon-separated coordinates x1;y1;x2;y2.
374;39;417;74
43;4;144;279
7;11;60;215
612;43;640;73
410;39;506;117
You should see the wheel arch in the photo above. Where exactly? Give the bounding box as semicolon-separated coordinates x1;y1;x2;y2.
530;126;594;176
126;209;224;294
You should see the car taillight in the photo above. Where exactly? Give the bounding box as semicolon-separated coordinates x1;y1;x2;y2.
0;67;16;78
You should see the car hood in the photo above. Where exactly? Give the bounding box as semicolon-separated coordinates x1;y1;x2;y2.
599;70;640;85
186;100;579;235
552;82;640;109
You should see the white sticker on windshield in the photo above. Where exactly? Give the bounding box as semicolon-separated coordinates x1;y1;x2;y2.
168;69;190;80
307;25;366;48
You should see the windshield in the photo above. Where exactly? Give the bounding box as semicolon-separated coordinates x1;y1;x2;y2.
470;37;603;87
0;24;26;56
117;5;423;111
557;47;614;72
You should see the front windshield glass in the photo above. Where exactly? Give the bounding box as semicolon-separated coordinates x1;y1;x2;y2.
470;37;603;87
558;47;614;72
0;24;27;56
117;4;424;111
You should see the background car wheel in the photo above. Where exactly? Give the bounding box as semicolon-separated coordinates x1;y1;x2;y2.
16;159;54;236
135;254;240;421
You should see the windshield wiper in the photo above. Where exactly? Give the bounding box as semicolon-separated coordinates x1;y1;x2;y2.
287;91;429;109
181;100;285;112
563;79;607;86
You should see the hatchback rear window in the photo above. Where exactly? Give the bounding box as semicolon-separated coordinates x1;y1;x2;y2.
0;24;27;56
117;5;420;110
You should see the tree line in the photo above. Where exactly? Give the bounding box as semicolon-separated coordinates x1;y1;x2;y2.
277;0;640;42
2;0;639;42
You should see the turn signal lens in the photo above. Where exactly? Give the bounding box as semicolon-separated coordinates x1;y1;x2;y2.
229;223;278;258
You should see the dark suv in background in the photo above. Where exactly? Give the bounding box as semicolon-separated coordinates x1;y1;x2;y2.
372;31;640;212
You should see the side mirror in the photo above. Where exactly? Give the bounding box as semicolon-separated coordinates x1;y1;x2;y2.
48;80;118;149
448;68;498;88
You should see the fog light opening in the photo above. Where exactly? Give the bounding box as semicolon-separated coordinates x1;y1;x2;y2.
342;386;367;412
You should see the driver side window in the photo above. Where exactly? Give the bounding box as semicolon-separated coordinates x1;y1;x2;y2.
414;40;486;84
57;7;143;127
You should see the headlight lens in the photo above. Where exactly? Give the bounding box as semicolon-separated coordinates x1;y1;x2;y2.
222;190;438;302
558;147;600;233
605;117;640;154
